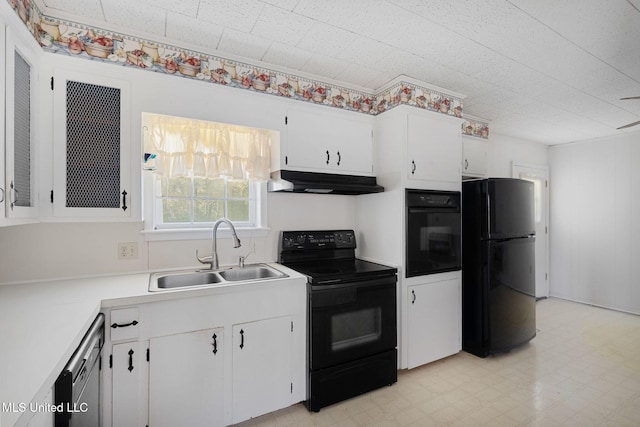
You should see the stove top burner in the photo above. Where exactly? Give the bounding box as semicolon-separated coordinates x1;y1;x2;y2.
284;258;397;285
279;230;397;285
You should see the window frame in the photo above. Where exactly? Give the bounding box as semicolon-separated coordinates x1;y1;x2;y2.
142;171;269;241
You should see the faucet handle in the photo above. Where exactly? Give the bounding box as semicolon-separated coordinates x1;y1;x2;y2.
196;250;214;269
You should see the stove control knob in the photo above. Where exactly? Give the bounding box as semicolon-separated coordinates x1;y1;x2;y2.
296;235;306;244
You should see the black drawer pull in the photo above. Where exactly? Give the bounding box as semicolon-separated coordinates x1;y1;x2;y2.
111;320;138;329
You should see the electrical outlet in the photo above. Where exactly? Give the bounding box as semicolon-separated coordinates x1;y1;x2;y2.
118;242;138;260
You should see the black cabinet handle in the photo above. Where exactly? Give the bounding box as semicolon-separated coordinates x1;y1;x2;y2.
465;159;469;169
9;181;18;210
212;333;218;354
239;329;245;349
411;160;416;174
337;151;341;166
127;349;134;372
121;190;128;212
411;290;416;304
111;320;138;329
326;150;330;165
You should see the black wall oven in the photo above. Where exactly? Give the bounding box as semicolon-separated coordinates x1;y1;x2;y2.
406;189;462;277
279;230;397;412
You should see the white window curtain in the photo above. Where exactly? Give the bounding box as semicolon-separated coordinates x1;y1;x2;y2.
143;115;272;182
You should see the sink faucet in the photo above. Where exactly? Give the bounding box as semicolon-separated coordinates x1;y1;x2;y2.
197;218;241;270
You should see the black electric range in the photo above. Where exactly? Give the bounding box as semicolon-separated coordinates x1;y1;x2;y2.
278;230;397;285
279;230;398;412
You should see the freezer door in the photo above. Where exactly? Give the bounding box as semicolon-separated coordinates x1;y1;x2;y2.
487;237;536;354
487;178;535;239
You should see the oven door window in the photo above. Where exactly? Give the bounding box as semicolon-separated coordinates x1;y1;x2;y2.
331;307;381;351
406;208;461;277
310;278;396;370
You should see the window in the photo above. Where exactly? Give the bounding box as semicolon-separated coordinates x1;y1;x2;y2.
142;113;274;238
153;176;257;229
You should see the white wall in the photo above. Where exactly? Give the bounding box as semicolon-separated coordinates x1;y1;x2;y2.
0;193;355;284
549;132;640;314
488;133;549;177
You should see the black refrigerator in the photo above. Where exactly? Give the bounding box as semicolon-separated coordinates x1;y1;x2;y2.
462;178;536;358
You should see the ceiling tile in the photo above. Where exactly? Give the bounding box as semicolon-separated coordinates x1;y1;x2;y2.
41;0;105;20
217;28;272;62
198;0;265;32
295;22;358;57
261;42;314;71
299;53;350;81
165;12;223;52
250;4;314;45
260;0;301;11
138;0;199;18
334;64;391;90
102;0;166;36
293;0;411;41
509;0;640;61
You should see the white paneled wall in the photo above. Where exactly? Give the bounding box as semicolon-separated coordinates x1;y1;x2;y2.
549;132;640;314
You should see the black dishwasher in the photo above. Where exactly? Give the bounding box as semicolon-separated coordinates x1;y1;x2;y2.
55;313;105;427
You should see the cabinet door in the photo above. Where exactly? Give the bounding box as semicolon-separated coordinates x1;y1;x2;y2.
52;69;132;219
111;342;148;427
462;137;488;177
407;278;461;369
285;107;373;174
4;27;38;220
0;19;6;225
407;112;461;183
232;316;293;424
149;328;224;427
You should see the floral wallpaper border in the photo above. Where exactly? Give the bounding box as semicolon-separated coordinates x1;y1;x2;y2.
5;0;489;139
462;117;490;139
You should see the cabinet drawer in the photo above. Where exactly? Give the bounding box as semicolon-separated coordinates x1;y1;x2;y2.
109;307;140;341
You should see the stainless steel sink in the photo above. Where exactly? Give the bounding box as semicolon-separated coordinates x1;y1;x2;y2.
218;265;286;282
149;264;288;291
155;271;222;289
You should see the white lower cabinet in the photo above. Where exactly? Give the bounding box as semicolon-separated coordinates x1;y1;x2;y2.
406;278;461;369
103;277;305;427
111;341;148;427
149;328;224;427
232;317;293;424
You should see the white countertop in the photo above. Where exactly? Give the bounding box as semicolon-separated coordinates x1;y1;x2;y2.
0;264;303;427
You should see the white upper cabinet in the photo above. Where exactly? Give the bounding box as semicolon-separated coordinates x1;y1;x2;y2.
462;135;488;178
52;69;132;220
283;105;374;175
4;25;39;222
406;110;462;184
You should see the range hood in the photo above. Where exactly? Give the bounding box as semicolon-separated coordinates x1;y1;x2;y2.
268;170;384;195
